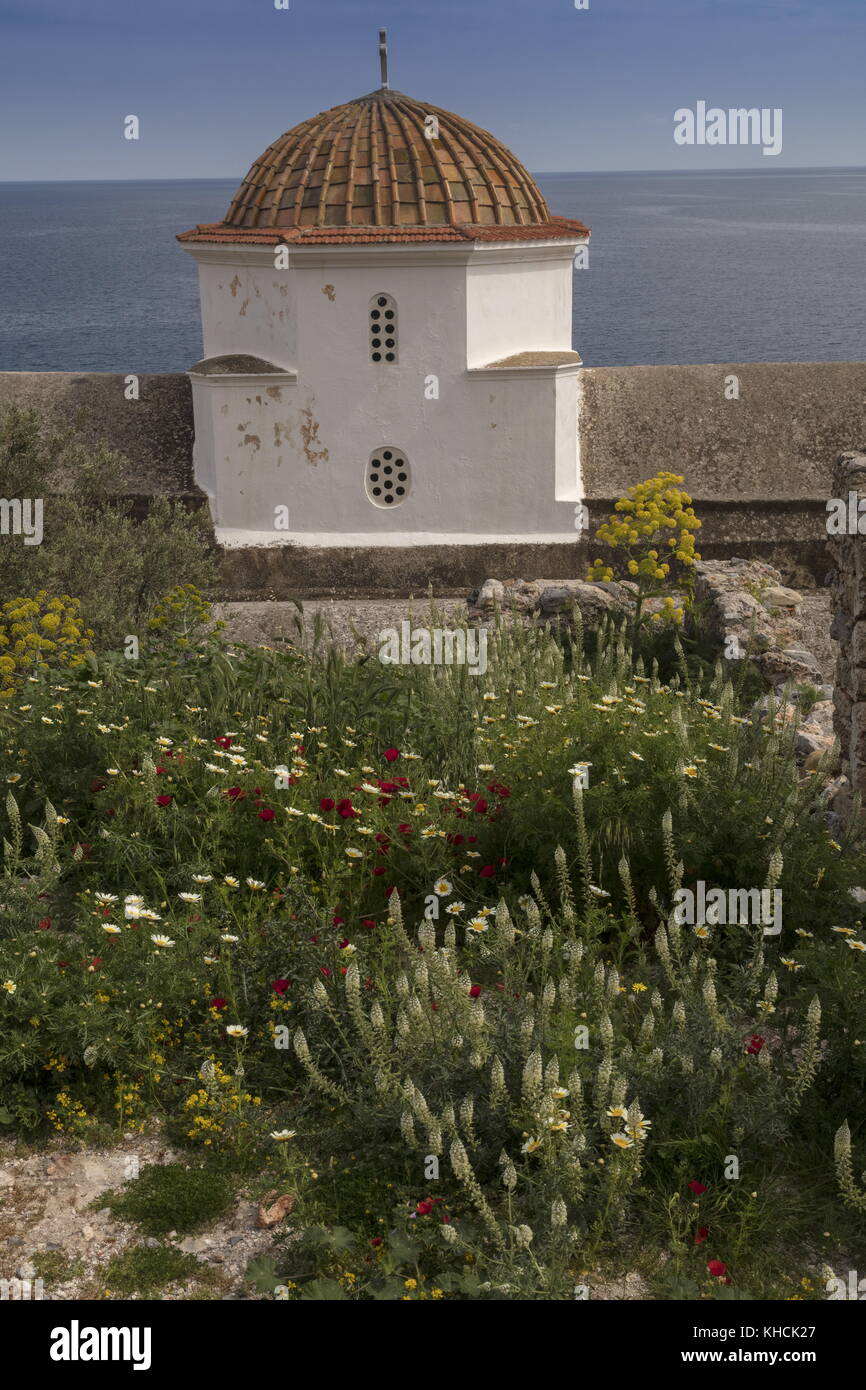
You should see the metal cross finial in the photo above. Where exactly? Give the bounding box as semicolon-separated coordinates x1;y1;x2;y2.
379;28;389;89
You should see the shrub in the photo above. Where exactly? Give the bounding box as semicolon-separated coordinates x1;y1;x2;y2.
0;592;95;700
588;471;702;631
0;405;218;648
100;1162;236;1236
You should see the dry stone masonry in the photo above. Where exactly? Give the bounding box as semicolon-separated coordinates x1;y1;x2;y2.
831;450;866;808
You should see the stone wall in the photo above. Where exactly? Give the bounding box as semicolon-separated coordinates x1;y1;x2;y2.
2;363;865;595
831;450;866;804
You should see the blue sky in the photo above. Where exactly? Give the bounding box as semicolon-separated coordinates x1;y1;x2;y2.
0;0;864;179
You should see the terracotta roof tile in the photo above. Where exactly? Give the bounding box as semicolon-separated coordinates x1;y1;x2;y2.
177;88;590;247
177;217;590;247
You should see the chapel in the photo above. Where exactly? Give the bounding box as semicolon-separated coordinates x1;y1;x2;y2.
177;33;590;548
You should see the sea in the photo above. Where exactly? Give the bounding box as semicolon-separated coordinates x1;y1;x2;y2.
0;167;863;372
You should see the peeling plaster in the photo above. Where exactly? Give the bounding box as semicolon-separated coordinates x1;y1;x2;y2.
229;275;242;297
300;403;329;467
321;284;336;302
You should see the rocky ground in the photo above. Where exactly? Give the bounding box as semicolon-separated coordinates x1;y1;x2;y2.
0;1130;285;1301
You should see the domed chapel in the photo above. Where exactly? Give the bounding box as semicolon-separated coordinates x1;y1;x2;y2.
177;32;590;549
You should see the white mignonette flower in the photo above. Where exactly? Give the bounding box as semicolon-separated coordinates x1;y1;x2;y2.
512;1225;534;1248
450;1138;471;1181
551;1198;568;1227
441;1222;458;1244
522;1048;543;1105
501;1157;518;1190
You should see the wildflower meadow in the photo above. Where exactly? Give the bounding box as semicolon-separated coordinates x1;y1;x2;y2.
1;571;865;1304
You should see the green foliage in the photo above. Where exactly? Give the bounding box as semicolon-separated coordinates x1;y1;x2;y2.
99;1162;236;1236
98;1244;204;1298
0;405;217;647
0;609;864;1298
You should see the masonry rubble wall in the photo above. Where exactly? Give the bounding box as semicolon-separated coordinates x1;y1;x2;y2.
1;363;864;595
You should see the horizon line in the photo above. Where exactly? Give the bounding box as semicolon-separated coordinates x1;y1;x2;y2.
1;164;865;186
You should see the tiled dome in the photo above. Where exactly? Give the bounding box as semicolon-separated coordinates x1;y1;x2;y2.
224;89;551;232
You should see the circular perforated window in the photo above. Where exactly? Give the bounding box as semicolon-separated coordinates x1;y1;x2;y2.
367;448;410;507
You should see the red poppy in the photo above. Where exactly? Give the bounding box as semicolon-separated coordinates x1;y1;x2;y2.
397;823;413;835
487;783;511;798
89;777;106;793
467;835;477;844
447;833;464;846
320;798;335;812
473;798;488;815
37;917;51;930
272;979;290;995
226;786;245;801
707;1260;728;1279
415;1199;434;1216
745;1035;765;1055
361;919;377;930
468;985;481;999
338;938;350;949
215;736;232;749
372;866;385;877
257;808;275;822
694;1227;709;1245
370;1237;383;1248
479;865;495;879
210;997;228;1011
320;966;332;977
155;794;173;807
332;915;345;927
688;1180;707;1195
383;748;400;762
336;799;358;819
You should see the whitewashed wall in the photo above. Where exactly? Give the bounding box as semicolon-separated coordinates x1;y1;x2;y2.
185;240;584;544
